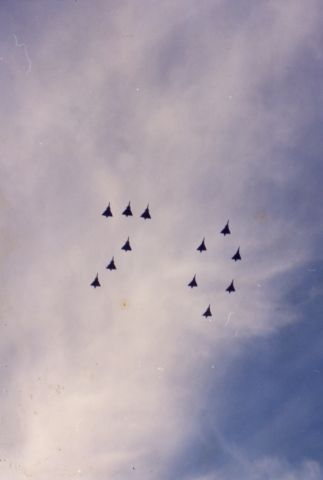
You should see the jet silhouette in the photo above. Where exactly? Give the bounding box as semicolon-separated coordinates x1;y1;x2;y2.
232;247;241;261
121;237;132;251
91;274;101;288
141;204;151;220
122;202;133;217
202;305;212;318
226;280;235;293
197;238;207;252
221;221;231;236
102;202;113;218
188;275;198;288
106;257;116;270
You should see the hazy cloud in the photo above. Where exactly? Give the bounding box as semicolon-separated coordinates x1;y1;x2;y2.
1;0;323;478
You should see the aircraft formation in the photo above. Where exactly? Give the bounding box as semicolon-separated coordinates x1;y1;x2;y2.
101;201;151;220
91;209;242;319
90;202;151;289
189;220;242;319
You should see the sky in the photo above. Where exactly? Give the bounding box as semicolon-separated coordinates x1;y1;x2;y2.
1;1;323;479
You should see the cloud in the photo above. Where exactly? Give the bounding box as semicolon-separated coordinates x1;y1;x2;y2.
0;0;322;478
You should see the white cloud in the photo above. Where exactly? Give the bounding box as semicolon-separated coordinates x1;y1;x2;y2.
0;0;322;478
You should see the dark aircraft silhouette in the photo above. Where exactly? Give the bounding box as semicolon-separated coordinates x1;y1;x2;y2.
106;257;116;270
102;202;113;218
188;275;198;288
122;202;133;217
197;238;207;252
226;280;235;293
202;305;212;318
221;221;231;236
232;247;241;261
91;274;101;288
121;237;132;251
141;204;151;220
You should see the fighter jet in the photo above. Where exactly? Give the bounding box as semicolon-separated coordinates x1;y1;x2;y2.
232;247;241;261
226;280;235;293
102;202;113;218
188;275;198;288
141;204;151;220
121;237;132;251
221;220;231;236
90;274;101;288
202;305;212;318
197;238;207;252
106;257;116;270
122;202;133;217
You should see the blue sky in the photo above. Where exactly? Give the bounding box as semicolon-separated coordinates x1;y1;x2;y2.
169;262;323;479
1;1;323;479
